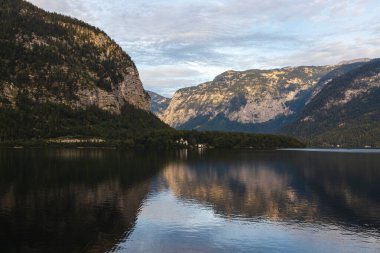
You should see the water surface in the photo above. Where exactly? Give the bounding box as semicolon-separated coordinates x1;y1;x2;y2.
0;148;380;252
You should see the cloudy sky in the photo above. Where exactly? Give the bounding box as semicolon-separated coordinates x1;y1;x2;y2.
28;0;380;97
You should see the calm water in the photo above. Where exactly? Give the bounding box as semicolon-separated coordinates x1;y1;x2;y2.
1;149;380;253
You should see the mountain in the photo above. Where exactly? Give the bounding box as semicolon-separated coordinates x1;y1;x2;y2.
0;0;169;141
160;65;339;132
158;59;377;147
0;0;149;113
286;59;380;147
147;91;171;114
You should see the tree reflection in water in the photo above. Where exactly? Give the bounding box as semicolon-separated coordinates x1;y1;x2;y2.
0;149;168;253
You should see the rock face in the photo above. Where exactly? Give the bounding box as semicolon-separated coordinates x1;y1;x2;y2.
286;59;380;147
160;66;338;132
159;60;374;136
147;90;171;114
0;0;149;113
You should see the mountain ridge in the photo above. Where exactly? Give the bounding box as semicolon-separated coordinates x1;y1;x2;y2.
285;58;380;147
153;59;379;146
159;65;337;131
0;0;150;113
147;90;170;114
0;0;173;142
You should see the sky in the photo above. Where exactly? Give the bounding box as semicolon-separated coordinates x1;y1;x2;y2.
28;0;380;97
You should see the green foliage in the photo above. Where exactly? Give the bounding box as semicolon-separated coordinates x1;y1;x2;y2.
0;97;169;141
129;130;305;150
0;98;304;149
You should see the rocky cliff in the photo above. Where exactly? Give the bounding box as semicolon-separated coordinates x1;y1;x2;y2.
159;60;373;137
0;0;150;113
160;66;337;132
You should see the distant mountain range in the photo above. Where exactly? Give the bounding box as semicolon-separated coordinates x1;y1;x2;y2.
147;91;170;114
150;58;380;147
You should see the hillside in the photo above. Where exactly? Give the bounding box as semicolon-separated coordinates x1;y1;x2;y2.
155;59;379;147
286;59;380;147
147;90;171;114
0;0;149;113
159;66;338;132
159;60;374;134
0;0;171;142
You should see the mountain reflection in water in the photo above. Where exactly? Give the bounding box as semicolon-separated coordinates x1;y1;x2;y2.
1;149;380;252
161;151;380;227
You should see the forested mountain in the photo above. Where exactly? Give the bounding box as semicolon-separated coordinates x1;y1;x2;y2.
285;59;380;147
0;0;170;141
0;0;150;112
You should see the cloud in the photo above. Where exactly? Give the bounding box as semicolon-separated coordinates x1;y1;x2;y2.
27;0;380;96
140;63;227;97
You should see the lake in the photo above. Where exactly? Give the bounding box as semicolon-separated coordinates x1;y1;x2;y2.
1;148;380;252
